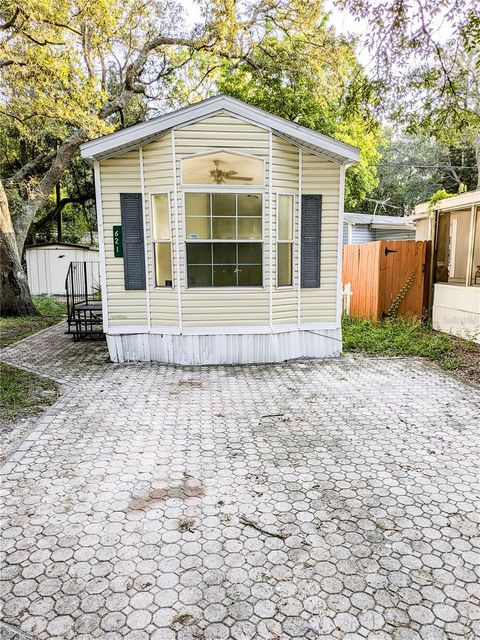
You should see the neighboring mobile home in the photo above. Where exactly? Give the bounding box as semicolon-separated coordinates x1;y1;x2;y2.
410;190;480;343
80;96;359;364
343;212;415;245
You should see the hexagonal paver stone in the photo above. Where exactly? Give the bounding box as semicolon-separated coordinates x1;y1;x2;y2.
1;323;480;640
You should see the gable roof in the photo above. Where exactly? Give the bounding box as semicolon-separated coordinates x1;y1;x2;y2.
80;95;359;164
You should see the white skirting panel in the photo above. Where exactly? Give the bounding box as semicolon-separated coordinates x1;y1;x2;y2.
106;328;342;365
432;284;480;344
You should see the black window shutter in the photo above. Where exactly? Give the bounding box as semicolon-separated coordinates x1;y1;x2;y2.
301;194;322;288
120;193;146;290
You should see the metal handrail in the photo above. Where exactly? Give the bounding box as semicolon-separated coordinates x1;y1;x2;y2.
65;261;101;332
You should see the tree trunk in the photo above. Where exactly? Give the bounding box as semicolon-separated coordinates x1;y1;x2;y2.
0;180;39;317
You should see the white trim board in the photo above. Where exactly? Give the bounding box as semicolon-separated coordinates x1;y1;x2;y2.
105;321;339;336
93;161;109;332
80;95;359;164
139;147;151;334
337;165;346;325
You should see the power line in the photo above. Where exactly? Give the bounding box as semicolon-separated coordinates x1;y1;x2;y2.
379;163;476;169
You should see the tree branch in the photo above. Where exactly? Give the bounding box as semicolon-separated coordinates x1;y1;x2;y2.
33;192;95;232
0;8;19;30
10;151;57;184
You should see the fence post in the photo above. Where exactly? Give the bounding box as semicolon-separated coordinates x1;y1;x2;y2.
343;282;352;317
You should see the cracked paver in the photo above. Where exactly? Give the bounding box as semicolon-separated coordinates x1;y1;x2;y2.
1;323;480;639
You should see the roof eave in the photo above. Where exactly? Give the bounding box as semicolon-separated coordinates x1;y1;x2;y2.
80;95;359;164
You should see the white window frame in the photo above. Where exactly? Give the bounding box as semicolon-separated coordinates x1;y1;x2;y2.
180;149;266;188
448;218;457;279
183;188;265;290
276;191;296;288
151;191;174;289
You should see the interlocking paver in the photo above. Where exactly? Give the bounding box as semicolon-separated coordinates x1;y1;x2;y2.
1;322;480;639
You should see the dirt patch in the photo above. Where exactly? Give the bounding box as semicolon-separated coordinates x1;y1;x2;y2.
128;477;205;510
168;379;204;397
449;336;480;386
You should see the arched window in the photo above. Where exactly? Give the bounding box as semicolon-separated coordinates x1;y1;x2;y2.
182;151;264;186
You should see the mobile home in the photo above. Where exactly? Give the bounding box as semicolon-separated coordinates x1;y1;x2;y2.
80;96;359;364
411;190;480;342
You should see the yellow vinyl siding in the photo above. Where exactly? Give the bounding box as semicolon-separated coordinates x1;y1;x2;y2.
175;113;271;326
98;115;342;330
100;151;147;326
143;134;178;326
272;135;299;190
174;113;270;158
301;152;340;323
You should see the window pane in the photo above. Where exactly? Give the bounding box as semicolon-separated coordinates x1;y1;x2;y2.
188;265;212;287
278;243;292;286
152;194;169;240
238;265;262;286
238;194;262;216
187;243;211;264
185;193;210;215
183;151;263;185
212;193;235;216
186;216;210;239
154;243;172;287
435;213;449;282
278;195;293;241
213;243;236;264
238;218;262;240
213;265;236;286
212;217;236;239
238;243;262;264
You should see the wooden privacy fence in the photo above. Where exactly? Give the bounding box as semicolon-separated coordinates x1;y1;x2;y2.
342;240;431;320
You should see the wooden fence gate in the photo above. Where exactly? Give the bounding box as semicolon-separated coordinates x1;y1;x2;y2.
342;240;431;320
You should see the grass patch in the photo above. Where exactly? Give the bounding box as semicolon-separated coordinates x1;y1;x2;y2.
342;317;480;384
0;296;66;347
0;363;58;422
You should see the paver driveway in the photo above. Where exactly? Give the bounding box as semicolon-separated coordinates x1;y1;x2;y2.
1;324;480;640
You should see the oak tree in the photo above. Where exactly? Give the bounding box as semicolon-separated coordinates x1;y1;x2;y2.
0;0;323;315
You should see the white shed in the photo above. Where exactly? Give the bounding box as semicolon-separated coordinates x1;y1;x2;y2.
26;243;99;296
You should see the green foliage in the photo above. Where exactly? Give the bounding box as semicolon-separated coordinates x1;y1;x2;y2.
0;363;58;421
1;0;352;251
339;2;480;147
342;318;480;384
0;297;66;346
31;297;67;318
428;189;456;209
356;133;477;216
342;316;480;384
342;317;456;363
207;33;382;209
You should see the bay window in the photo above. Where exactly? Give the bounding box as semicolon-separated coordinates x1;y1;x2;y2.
277;194;294;286
152;194;173;287
185;192;263;287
